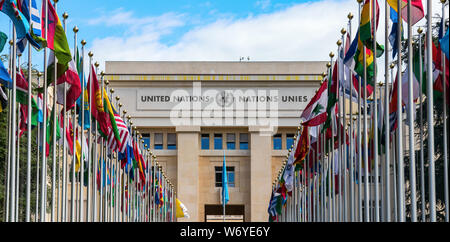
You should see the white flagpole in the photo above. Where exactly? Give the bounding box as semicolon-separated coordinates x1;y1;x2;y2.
25;0;34;222
440;0;449;223
417;28;426;222
384;0;391;222
86;51;94;222
372;0;380;222
71;26;79;222
347;12;355;222
396;0;405;222
79;39;86;222
406;0;417;222
40;0;48;221
61;11;69;223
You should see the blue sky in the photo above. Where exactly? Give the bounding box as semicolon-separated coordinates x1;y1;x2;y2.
0;0;447;74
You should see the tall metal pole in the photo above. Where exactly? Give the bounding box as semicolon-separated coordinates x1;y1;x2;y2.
61;11;69;223
384;0;391;222
25;0;33;222
79;39;86;222
347;12;355;222
87;51;94;221
40;0;49;221
396;0;406;222
416;28;426;222
371;0;380;222
440;0;449;223
406;0;417;222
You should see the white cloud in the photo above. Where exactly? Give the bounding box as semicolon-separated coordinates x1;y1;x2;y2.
256;0;272;10
89;0;447;78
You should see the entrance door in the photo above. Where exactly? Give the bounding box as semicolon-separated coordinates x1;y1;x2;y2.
204;204;245;222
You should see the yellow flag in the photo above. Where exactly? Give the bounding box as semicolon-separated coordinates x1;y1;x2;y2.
176;199;190;218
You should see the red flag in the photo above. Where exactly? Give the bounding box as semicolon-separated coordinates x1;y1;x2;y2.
87;65;110;136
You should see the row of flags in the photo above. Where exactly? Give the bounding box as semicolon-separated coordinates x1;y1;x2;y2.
268;0;449;222
1;0;185;222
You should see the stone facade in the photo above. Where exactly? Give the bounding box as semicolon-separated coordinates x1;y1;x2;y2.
105;61;325;222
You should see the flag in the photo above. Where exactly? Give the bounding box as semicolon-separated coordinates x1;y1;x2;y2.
16;0;44;53
104;89;122;151
0;85;7;112
31;93;43;126
387;0;424;26
45;107;61;157
301;80;328;127
175;198;190;218
17;0;41;36
222;150;229;205
41;0;71;66
388;7;403;59
87;65;111;137
0;59;12;88
0;0;42;50
293;126;309;166
47;51;82;111
0;31;7;52
322;62;337;132
75;48;90;129
359;0;384;57
441;29;449;60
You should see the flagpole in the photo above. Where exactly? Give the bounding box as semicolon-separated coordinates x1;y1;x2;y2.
440;0;449;223
404;0;418;222
416;28;425;222
92;62;100;222
24;0;34;222
395;0;405;222
384;0;391;222
336;37;343;222
40;0;49;221
371;0;380;222
363;45;369;222
79;39;86;222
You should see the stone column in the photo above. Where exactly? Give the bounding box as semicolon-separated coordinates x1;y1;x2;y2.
249;126;273;222
176;126;200;221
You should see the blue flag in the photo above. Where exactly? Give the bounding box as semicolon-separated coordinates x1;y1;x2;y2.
0;60;12;88
222;150;229;205
440;28;449;60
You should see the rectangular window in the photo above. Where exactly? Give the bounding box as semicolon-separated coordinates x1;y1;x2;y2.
214;133;223;150
201;133;210;150
142;133;150;149
215;166;235;187
226;133;236;150
273;134;282;150
154;133;163;150
167;133;176;150
239;133;249;150
286;133;295;150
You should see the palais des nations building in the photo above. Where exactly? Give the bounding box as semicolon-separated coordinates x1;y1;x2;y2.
105;61;326;222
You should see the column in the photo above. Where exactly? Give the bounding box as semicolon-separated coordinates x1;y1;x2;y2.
176;126;200;221
249;126;273;222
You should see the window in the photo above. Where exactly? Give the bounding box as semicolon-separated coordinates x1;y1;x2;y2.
214;133;223;150
286;133;295;150
142;133;150;149
154;133;163;150
226;133;236;150
361;175;381;183
167;133;176;150
201;134;210;150
215;166;235;187
273;134;282;150
239;133;249;150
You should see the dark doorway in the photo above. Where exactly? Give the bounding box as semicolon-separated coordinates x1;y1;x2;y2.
204;204;245;222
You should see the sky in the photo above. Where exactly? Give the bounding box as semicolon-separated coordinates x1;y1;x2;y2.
0;0;448;79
